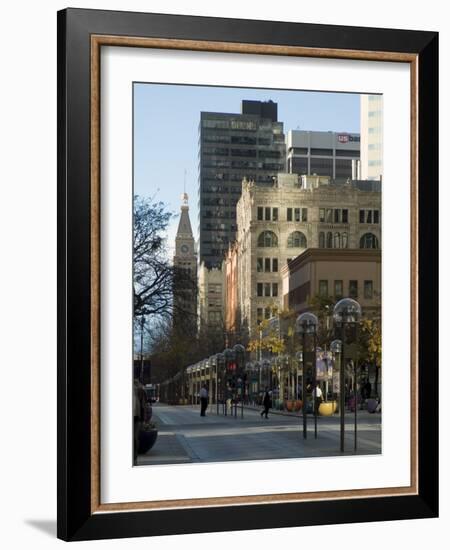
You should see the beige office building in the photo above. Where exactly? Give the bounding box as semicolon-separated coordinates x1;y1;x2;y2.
197;261;226;333
231;173;381;338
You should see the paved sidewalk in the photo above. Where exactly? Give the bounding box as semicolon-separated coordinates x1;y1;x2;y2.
136;403;381;466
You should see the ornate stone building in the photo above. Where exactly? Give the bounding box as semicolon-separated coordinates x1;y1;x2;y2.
230;173;381;338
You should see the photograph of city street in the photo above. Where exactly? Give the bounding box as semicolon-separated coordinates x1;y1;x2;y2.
133;83;382;466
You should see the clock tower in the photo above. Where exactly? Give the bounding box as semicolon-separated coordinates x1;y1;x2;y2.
174;192;196;264
173;193;197;335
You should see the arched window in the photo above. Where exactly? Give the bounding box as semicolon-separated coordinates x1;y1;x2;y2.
319;232;325;249
257;230;278;247
326;232;333;249
334;232;341;249
342;232;348;248
287;231;307;248
360;233;379;249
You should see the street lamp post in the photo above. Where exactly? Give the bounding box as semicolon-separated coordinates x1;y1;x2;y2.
295;351;303;401
296;312;319;440
333;298;362;453
223;348;234;416
140;315;145;384
233;344;246;418
215;353;225;415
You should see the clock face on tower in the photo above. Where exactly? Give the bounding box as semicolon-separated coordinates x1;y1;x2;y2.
180;244;189;254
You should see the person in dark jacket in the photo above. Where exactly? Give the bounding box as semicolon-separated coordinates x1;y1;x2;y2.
261;387;271;419
199;384;208;417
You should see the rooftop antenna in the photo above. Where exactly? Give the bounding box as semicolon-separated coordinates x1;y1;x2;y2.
181;169;189;205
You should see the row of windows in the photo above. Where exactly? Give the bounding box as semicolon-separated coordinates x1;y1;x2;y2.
203;147;283;158
257;231;307;248
254;208;379;225
319;279;374;300
203;159;284;170
319;208;349;223
289;148;357;158
257;207;309;222
256;257;278;273
202;224;238;232
318;231;348;249
203;134;274;145
257;307;276;321
287;208;308;222
257;282;279;297
257;207;278;221
359;209;380;224
257;230;379;249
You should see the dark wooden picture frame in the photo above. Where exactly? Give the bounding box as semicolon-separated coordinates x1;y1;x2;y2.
57;8;438;541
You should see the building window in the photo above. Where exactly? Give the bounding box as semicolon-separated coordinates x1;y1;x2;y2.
257;283;263;297
208;311;221;323
257;258;263;272
272;283;278;297
334;209;341;223
319;208;325;222
265;207;271;221
326;209;333;223
257;207;263;221
264;283;271;297
302;208;308;222
326;232;333;249
342;232;348;248
264;308;271;319
359;209;380;224
287;208;292;221
272;208;278;221
349;280;358;299
364;280;374;299
319;280;328;297
272;258;278;272
264;258;271;272
342;209;349;223
258;231;278;247
319;232;325;248
257;308;263;320
360;233;379;249
334;232;341;248
334;280;343;298
287;231;307;248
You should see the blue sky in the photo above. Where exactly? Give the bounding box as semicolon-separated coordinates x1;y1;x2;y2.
133;83;360;254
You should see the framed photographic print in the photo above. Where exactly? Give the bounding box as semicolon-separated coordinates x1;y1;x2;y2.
57;8;438;542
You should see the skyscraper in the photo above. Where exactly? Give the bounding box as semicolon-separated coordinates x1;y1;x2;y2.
286;129;360;179
198;100;286;268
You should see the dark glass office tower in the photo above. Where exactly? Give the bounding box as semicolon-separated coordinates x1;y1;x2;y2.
199;100;285;268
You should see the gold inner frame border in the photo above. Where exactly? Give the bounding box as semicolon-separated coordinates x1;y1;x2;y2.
90;34;419;514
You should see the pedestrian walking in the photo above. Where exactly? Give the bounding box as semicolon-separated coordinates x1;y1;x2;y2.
312;383;323;414
260;387;271;419
199;384;208;416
